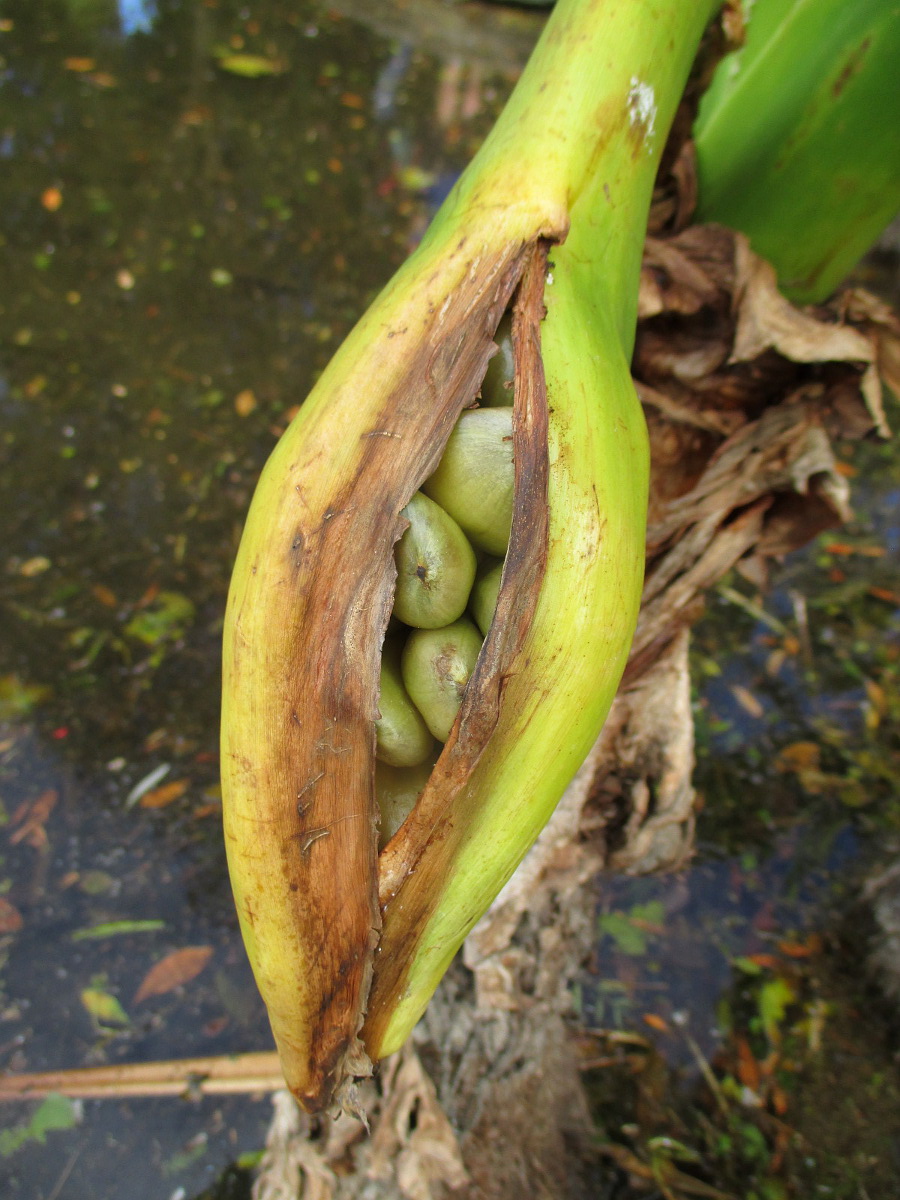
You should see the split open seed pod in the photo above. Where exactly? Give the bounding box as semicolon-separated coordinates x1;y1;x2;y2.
221;0;717;1113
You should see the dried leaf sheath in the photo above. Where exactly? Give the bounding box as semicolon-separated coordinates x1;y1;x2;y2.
222;240;531;1110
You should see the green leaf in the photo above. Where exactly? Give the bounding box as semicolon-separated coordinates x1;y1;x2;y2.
213;50;285;78
695;0;900;301
732;956;764;976
72;918;165;940
78;870;116;896
598;911;648;956
630;900;665;925
0;1094;80;1157
598;901;664;956
397;166;437;193
163;1138;209;1176
124;591;195;647
81;987;130;1027
646;1135;703;1164
758;976;796;1043
0;674;51;720
236;1149;265;1170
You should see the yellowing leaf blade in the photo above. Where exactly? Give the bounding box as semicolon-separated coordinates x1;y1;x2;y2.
81;988;129;1027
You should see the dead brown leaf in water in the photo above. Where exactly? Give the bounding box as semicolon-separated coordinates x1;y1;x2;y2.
134;945;213;1004
9;788;57;848
139;779;188;808
40;187;63;212
234;389;257;416
0;896;23;933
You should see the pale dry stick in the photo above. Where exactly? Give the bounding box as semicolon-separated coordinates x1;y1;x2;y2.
0;1050;284;1100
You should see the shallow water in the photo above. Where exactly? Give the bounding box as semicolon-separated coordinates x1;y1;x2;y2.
0;2;530;1195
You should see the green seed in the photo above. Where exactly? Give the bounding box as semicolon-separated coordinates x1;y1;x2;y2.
480;311;515;407
401;617;483;742
376;641;434;767
393;492;477;629
375;759;434;849
422;408;514;556
470;558;504;636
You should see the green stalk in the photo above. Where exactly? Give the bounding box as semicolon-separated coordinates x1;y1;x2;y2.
365;0;718;1060
694;0;900;303
221;0;718;1110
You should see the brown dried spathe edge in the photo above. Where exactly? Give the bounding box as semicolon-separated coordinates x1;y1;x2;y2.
228;233;543;1115
363;241;551;1051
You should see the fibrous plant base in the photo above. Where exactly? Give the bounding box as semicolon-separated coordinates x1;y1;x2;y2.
251;221;898;1199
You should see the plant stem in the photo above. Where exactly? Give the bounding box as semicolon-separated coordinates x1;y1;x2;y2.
365;0;720;1059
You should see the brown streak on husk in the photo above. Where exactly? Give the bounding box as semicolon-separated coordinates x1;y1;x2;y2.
365;241;551;1049
232;240;534;1113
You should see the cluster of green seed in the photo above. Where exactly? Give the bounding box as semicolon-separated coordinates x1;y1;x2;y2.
376;316;515;844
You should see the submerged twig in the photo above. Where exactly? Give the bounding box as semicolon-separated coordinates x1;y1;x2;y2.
0;1051;284;1100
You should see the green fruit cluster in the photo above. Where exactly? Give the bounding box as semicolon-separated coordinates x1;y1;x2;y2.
375;337;515;844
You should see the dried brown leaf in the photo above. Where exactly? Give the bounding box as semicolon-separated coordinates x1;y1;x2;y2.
730;684;764;719
368;1048;468;1199
139;779;188;809
133;945;213;1004
254;1091;337;1200
730;236;889;435
639;235;723;319
9;788;57;848
735;1035;761;1091
842;286;900;418
0;896;23;933
732;237;873;366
